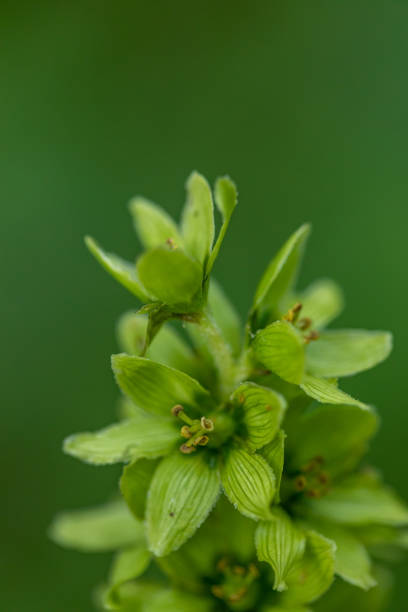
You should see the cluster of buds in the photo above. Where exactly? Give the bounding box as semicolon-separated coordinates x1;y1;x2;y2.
171;404;215;454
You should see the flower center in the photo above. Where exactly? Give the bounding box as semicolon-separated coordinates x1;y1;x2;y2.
171;404;215;454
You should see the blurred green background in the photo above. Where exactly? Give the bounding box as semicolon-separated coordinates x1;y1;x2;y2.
2;1;408;610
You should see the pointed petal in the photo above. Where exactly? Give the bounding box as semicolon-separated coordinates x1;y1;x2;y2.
253;321;305;384
181;171;214;266
300;375;368;409
298;279;344;329
129;197;182;249
206;176;238;274
120;459;158;520
261;430;286;503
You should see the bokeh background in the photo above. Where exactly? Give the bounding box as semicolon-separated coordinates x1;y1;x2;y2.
2;1;408;610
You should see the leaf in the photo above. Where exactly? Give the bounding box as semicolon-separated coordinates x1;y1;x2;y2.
284;529;336;605
146;451;220;556
304;474;408;527
85;236;150;301
106;545;152;609
261;430;286;503
117;312;197;376
221;448;276;520
305;520;376;590
112;354;214;417
299;278;344;330
252;224;310;315
137;245;202;309
253;321;305;384
49;500;143;552
129;197;182;249
120;459;158;520
300;375;367;409
64;415;178;465
181;171;214;266
208;279;242;355
255;509;306;591
232;382;286;451
306;329;392;378
206;176;238;274
147;589;213;612
287;403;378;472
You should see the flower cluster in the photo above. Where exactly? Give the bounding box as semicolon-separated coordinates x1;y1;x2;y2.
51;172;408;611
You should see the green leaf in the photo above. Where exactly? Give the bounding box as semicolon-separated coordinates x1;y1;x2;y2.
305;473;408;527
148;589;213;612
261;430;286;503
137;245;202;309
255;509;306;591
120;459;158;520
106;545;152;609
181;171;214;266
129;197;182;249
253;321;305;384
287;404;377;472
252;224;310;315
299;278;344;329
306;329;392;378
221;448;276;520
117;312;197;376
49;500;143;552
208;279;242;355
232;382;286;451
207;176;238;274
85;236;150;301
300;375;367;409
284;529;336;605
146;451;220;556
64;415;178;465
305;520;376;590
112;354;214;417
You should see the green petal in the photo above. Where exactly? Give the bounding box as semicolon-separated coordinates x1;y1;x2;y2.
120;459;158;520
206;176;238;275
261;430;286;503
252;224;310;316
146;451;220;556
232;382;286;451
255;509;306;591
208;279;242;355
148;589;213;612
300;374;367;409
129;197;182;249
287;403;377;473
305;520;376;590
49;500;143;552
181;171;214;266
112;354;214;417
305;473;408;527
85;236;150;301
253;321;305;384
64;415;178;465
221;448;276;520
137;245;202;309
299;279;344;329
117;312;198;376
106;545;151;609
306;329;392;378
283;529;336;605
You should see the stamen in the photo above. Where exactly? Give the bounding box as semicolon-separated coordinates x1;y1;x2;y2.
201;416;214;431
180;443;196;454
283;302;303;323
180;425;192;439
304;330;319;343
298;317;312;330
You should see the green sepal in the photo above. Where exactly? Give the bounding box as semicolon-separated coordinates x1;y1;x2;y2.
129;196;182;250
300;374;367;409
283;529;336;605
181;171;214;267
136;245;203;310
120;459;158;520
105;545;152;609
112;354;214;417
253;321;305;384
221;448;276;520
298;278;344;330
64;415;178;465
206;175;238;275
306;329;392;378
232;382;286;451
85;236;151;301
49;500;143;552
255;509;306;591
261;430;286;503
146;451;220;556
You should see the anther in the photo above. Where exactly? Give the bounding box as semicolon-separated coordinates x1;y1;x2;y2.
211;585;224;599
166;237;177;249
248;563;259;578
284;302;303;323
318;472;330;485
298;317;312;330
196;435;209;446
304;330;319;343
180;443;196;454
232;565;245;576
201;416;214;431
180;425;192;439
229;587;247;603
171;404;184;417
294;475;307;491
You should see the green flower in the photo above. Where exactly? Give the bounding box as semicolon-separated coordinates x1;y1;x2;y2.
52;172;408;612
